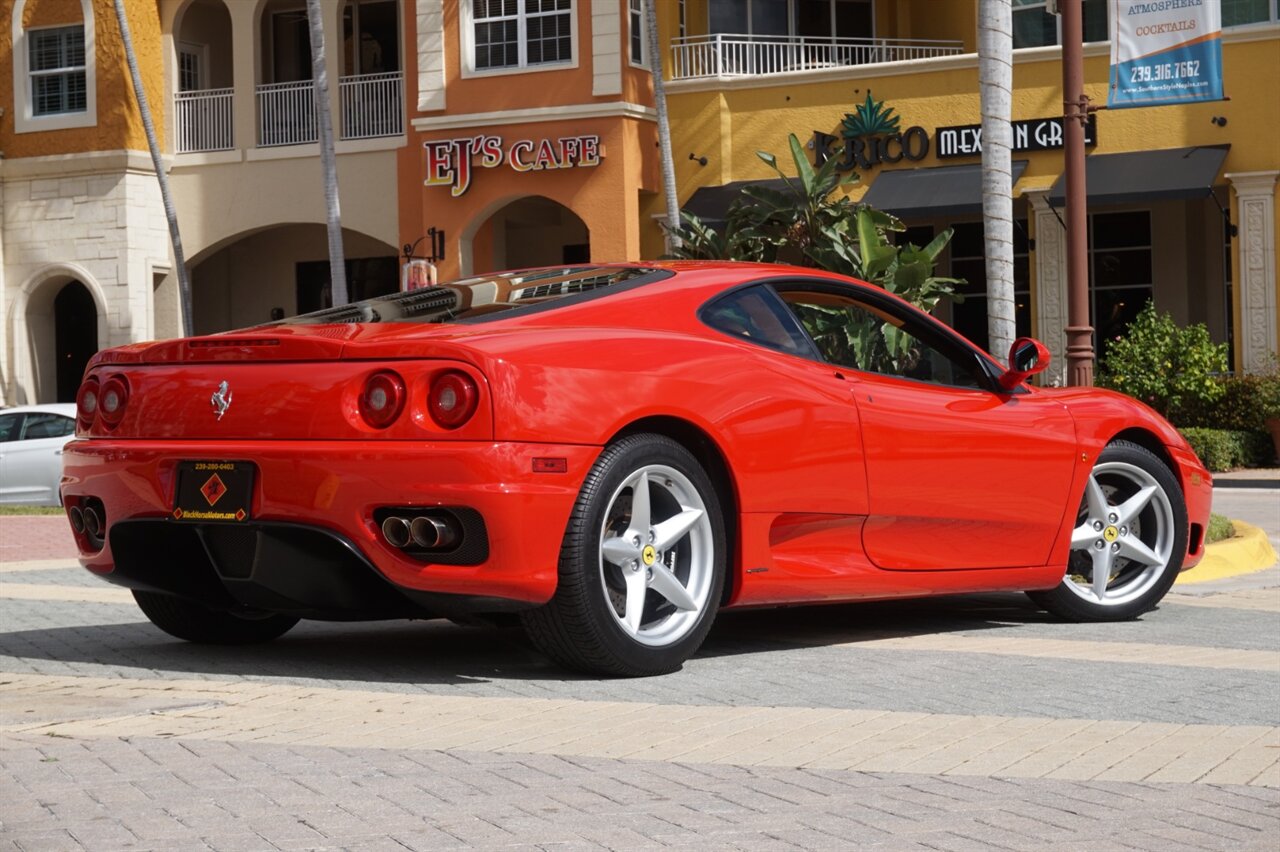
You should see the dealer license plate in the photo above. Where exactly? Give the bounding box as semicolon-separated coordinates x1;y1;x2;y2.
172;461;255;522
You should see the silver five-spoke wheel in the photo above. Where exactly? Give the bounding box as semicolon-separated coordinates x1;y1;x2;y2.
598;464;715;646
1065;460;1175;607
522;434;726;676
1030;440;1187;622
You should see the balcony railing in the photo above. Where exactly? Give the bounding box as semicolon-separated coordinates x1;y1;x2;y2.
339;71;403;140
670;34;966;80
173;88;233;153
256;73;404;147
257;80;317;147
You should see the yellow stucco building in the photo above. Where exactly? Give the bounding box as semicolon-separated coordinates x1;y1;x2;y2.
651;0;1279;380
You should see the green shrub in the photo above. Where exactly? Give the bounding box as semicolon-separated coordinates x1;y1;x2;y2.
1097;301;1228;420
1177;371;1280;431
1179;427;1273;471
1207;513;1235;544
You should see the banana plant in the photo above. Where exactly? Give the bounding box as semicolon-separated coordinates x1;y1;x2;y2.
664;133;963;333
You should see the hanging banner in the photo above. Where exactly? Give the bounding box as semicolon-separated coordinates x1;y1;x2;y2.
1109;0;1223;108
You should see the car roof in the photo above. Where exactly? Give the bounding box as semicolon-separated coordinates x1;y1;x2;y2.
0;404;77;417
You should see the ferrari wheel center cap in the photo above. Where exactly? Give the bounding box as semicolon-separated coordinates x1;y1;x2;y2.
642;545;657;566
1103;525;1119;543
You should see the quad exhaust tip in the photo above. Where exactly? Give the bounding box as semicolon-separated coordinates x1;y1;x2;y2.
68;505;85;534
83;505;104;539
381;512;458;551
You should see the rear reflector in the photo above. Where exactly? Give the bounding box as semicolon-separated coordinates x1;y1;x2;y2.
532;458;568;473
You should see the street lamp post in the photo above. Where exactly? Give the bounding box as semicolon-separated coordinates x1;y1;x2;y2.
1061;0;1095;386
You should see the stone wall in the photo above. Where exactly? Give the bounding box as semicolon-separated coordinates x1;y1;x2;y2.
0;150;171;405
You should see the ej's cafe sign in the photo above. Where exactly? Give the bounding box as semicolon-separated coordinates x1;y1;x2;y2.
423;134;602;197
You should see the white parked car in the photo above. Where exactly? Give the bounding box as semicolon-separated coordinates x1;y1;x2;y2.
0;404;77;506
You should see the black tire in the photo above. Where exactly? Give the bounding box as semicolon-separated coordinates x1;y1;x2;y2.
1028;440;1187;621
132;590;299;644
521;433;726;677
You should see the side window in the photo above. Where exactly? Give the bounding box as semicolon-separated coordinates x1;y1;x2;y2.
0;414;21;442
628;0;644;66
778;289;990;390
21;413;75;440
702;286;814;357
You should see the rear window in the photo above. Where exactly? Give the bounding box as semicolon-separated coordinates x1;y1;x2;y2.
274;266;667;326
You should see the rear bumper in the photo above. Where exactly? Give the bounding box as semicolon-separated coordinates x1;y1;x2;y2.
60;439;599;609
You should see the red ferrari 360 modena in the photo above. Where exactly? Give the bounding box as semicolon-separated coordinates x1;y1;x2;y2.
61;262;1212;676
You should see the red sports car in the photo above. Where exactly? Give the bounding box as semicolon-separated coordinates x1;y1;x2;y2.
61;262;1212;676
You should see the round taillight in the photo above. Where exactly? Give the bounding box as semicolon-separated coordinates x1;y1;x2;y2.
99;376;129;427
76;377;100;427
429;371;479;429
359;371;405;429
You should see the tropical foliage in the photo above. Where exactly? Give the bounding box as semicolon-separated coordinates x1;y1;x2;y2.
664;132;962;318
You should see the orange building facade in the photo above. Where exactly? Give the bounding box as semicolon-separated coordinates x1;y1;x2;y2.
398;1;660;278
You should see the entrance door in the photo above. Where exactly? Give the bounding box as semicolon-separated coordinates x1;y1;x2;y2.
478;196;590;272
777;283;1078;570
54;281;97;403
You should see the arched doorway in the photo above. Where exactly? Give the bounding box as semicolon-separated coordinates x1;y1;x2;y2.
14;273;103;404
189;224;399;333
473;196;590;273
54;282;99;402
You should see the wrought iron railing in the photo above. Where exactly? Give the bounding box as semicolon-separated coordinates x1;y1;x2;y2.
670;33;965;79
256;80;317;147
339;71;403;140
173;87;233;153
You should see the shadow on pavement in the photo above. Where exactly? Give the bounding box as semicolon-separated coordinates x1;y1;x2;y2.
0;592;1079;683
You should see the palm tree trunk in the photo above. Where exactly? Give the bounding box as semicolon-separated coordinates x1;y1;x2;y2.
306;0;348;306
113;0;193;337
979;0;1015;359
645;0;681;254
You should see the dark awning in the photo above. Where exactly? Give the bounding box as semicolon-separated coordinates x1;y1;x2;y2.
1048;145;1229;206
859;160;1029;220
681;178;790;226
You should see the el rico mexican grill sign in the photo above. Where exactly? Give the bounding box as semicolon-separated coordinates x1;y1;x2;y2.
423;134;602;197
812;92;1097;170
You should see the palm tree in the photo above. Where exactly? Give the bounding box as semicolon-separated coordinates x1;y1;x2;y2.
306;0;348;306
112;0;193;336
645;0;680;254
979;0;1015;359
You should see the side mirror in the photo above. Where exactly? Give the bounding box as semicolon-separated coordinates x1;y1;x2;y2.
999;337;1051;390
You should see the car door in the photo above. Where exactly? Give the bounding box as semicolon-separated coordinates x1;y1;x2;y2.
0;412;76;505
777;283;1079;571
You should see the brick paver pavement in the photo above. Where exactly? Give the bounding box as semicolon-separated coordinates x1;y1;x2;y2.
0;515;78;562
1;502;1277;849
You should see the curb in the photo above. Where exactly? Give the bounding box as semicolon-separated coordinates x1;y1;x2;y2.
1178;520;1278;585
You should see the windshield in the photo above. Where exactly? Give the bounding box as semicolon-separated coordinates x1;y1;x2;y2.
273;266;666;326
